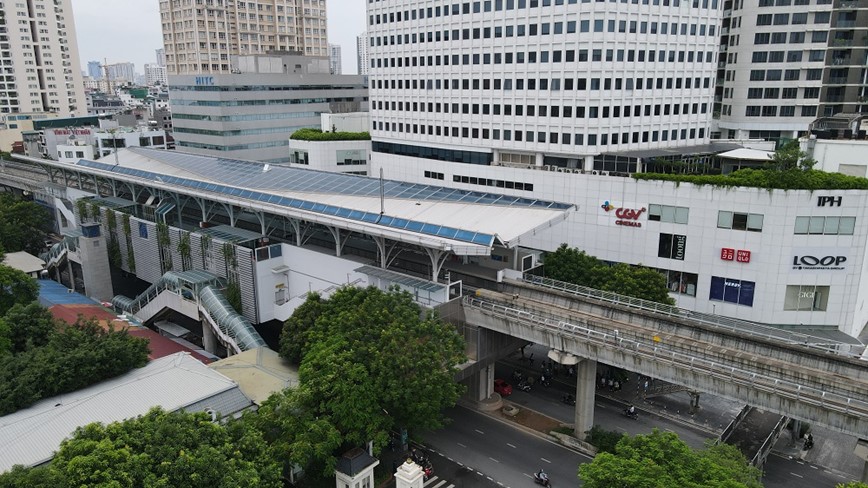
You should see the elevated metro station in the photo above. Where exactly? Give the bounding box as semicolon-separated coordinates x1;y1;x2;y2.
16;147;574;340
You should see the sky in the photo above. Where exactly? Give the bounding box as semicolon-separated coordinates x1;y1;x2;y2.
71;0;366;76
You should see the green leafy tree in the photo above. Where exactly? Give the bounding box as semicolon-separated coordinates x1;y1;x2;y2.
579;429;762;488
837;482;868;488
273;286;466;475
0;303;56;354
278;292;323;363
544;244;675;305
0;408;282;488
768;139;816;171
0;315;150;415
0;193;52;255
0;264;38;316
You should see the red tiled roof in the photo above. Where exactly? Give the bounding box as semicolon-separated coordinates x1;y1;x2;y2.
128;328;212;364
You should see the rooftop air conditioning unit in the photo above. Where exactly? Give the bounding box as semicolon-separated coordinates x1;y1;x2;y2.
556;167;566;173
599;171;609;176
591;170;599;175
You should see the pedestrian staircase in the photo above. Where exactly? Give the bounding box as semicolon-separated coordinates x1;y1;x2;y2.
643;381;691;399
112;270;266;355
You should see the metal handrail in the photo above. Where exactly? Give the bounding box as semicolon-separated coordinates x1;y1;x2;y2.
463;296;868;418
521;273;864;358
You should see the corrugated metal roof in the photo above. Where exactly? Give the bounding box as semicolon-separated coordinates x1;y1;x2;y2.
0;352;251;472
2;251;45;275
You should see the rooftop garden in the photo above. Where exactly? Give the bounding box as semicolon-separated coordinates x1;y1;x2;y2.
290;128;370;141
634;140;868;191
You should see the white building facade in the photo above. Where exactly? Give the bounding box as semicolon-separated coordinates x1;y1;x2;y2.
367;0;722;173
0;0;86;116
716;0;832;141
169;54;368;163
145;64;168;86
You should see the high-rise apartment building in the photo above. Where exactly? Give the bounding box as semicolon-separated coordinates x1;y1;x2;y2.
356;32;369;75
329;43;342;74
106;62;136;85
819;0;868;117
158;0;329;75
87;61;102;80
368;1;722;178
156;48;167;67
145;64;169;86
715;0;832;141
0;0;86;116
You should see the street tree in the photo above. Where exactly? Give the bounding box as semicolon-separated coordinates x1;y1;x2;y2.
0;408;282;488
274;286;466;475
278;292;323;364
544;244;675;305
578;429;762;488
0;264;38;316
837;483;868;488
0;193;52;255
0;303;56;354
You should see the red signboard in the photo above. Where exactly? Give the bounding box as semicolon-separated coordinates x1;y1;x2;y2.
721;248;751;263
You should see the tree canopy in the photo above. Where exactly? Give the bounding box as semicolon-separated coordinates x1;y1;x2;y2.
0;408;282;488
0;309;150;415
0;264;38;317
543;244;675;305
0;193;52;256
271;286;466;475
578;429;763;488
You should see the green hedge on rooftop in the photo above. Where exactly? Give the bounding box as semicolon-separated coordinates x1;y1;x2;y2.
632;168;868;191
290;128;370;141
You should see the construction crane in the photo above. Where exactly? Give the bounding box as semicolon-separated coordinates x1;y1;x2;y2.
100;59;127;95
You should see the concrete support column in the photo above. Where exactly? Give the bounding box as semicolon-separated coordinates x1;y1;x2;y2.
478;363;494;400
574;358;597;440
201;318;217;355
583;155;594;171
688;392;701;414
535;152;544;168
66;260;75;291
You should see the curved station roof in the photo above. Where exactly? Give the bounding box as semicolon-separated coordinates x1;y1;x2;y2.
36;148;575;255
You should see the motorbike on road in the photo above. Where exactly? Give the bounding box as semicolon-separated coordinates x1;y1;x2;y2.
561;394;576;406
533;471;552;487
623;406;639;420
517;380;531;392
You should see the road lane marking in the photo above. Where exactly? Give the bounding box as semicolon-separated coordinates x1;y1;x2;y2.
487;477;494;481
456;442;466;448
616;427;627;433
540;457;552;464
477;471;484;476
489;457;500;463
474;429;485;435
523;473;533;479
506;443;517;449
790;473;804;478
432;480;447;488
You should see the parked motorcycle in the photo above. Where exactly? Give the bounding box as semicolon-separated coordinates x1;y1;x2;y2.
533;471;552;487
517;380;531;392
423;462;433;481
539;374;551;387
561;394;576;406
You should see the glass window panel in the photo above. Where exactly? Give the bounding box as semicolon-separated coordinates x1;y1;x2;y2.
648;204;661;220
717;211;733;229
661;205;676;222
823;216;839;234
839;217;855;235
808;217;825;234
746;213;763;231
794;216;809;234
674;207;689;224
732;213;748;230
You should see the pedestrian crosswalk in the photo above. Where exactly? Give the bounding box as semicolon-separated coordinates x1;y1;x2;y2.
423;476;454;488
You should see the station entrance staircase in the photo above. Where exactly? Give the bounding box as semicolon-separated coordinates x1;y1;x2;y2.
111;270;266;355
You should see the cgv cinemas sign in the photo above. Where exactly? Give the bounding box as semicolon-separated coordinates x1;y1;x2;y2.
791;247;848;272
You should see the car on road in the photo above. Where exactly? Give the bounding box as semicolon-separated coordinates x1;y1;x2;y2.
494;378;512;396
